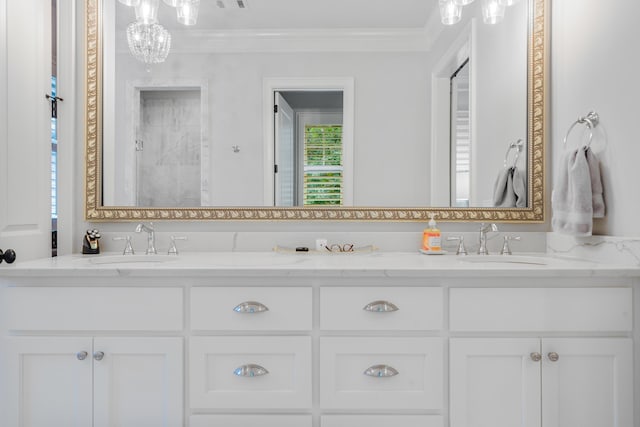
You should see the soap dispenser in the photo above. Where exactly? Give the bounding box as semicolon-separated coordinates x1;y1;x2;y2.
421;214;442;253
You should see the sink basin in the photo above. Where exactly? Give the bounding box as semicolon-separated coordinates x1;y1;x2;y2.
458;255;552;266
88;255;180;265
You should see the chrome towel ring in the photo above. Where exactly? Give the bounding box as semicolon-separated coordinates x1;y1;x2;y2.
563;111;600;148
504;138;524;168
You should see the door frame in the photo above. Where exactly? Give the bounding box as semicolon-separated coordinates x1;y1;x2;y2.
263;77;354;206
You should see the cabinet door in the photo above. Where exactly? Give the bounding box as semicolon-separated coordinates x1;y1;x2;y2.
542;338;633;427
93;337;183;427
3;337;93;427
450;338;541;427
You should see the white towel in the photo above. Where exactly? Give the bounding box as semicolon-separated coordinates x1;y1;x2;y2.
493;167;527;208
552;146;605;236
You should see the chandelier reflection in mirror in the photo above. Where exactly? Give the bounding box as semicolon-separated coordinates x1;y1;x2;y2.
439;0;520;25
119;0;201;66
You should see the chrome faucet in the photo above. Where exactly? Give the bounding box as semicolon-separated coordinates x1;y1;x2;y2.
135;222;157;255
478;223;498;255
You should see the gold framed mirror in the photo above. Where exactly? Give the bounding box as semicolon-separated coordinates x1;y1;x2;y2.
84;0;546;222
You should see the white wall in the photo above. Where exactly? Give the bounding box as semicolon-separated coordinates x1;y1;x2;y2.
110;51;431;207
552;0;640;237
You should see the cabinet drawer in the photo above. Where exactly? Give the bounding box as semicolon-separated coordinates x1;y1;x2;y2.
320;287;442;330
191;287;312;331
320;337;443;410
450;288;632;332
190;336;312;409
5;287;183;331
190;415;312;427
321;415;443;427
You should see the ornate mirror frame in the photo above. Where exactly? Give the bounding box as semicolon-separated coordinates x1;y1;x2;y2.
84;0;547;222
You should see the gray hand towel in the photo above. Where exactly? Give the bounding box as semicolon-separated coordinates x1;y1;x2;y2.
586;147;605;218
493;167;527;208
512;167;527;208
552;146;605;236
493;167;516;207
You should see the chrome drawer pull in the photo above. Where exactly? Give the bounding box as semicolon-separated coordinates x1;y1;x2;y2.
363;300;399;312
234;364;269;377
548;352;559;362
364;364;399;377
233;301;269;313
530;352;542;362
93;351;105;361
76;351;88;361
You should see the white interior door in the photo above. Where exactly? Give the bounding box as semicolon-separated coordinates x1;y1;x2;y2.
0;0;53;261
542;338;633;427
274;92;295;206
93;337;183;427
449;338;541;427
3;337;93;427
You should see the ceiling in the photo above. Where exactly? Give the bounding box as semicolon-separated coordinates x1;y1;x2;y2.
116;0;439;31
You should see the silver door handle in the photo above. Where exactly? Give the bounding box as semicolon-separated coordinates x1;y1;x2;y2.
233;301;269;313
530;352;542;362
363;300;399;312
93;351;105;361
547;352;559;362
364;364;399;377
234;364;269;377
77;351;88;361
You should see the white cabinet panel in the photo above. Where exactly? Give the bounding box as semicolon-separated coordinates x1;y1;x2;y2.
450;288;632;331
542;338;633;427
321;415;443;427
93;337;183;427
190;336;312;409
4;337;93;427
450;338;541;427
191;287;312;331
190;415;312;427
320;287;443;330
6;287;183;331
320;337;443;410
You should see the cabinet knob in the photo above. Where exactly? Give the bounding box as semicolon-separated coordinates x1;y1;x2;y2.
548;352;559;362
76;351;88;361
530;352;542;362
233;364;269;377
363;300;399;312
233;301;269;313
93;351;105;361
364;364;399;377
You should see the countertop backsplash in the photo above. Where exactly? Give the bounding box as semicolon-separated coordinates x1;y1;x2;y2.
96;230;548;255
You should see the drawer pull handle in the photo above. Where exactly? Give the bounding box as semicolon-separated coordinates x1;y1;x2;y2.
364;364;399;377
234;364;269;377
548;352;559;362
233;301;269;313
363;300;399;312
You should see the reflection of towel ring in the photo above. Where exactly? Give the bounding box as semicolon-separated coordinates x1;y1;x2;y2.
563;111;599;148
504;139;524;168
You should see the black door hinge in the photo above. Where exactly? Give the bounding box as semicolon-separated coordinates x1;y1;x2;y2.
274;105;278;113
274;164;278;173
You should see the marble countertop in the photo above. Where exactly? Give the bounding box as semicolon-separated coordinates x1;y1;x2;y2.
0;251;638;278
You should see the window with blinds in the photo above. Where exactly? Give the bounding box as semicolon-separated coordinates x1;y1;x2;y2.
303;125;343;205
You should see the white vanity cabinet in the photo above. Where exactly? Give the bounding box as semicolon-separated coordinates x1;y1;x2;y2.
0;257;637;427
1;286;184;427
449;287;634;427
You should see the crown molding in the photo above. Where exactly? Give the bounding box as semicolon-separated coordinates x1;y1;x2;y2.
116;27;437;54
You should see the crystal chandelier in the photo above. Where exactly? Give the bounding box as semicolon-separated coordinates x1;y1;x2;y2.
440;0;517;25
126;21;172;66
